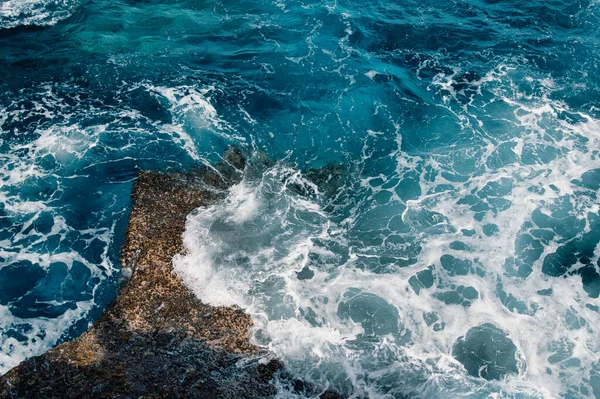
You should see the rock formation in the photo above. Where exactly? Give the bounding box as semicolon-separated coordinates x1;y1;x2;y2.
0;149;342;399
0;149;282;398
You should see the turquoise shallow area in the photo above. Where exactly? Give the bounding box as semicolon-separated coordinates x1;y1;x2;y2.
1;0;600;397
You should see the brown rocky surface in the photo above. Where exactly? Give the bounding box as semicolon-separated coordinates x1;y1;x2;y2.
0;149;282;398
0;148;343;399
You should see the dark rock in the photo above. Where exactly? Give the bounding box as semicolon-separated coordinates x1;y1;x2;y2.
257;359;284;381
223;146;247;171
304;164;346;197
287;163;347;200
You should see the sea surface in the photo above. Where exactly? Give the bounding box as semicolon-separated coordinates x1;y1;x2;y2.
1;0;600;397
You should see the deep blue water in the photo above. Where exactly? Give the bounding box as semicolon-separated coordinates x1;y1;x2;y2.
1;0;600;397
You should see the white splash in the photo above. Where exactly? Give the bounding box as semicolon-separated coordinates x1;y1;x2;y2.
175;66;600;398
0;0;79;29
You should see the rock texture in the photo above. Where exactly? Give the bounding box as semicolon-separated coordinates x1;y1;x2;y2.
0;149;283;398
1;149;344;399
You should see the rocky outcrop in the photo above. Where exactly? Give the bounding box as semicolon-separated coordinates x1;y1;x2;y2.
1;149;344;399
0;149;283;398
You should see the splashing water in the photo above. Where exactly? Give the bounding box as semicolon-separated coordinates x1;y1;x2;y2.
0;0;80;29
2;0;600;397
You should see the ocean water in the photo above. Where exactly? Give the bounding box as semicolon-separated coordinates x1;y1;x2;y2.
1;0;600;397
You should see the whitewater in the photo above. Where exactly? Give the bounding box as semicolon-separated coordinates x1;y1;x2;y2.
1;0;600;397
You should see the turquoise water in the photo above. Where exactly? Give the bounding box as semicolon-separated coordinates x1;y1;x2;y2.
1;0;600;397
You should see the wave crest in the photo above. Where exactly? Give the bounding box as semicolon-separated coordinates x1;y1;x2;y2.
0;0;79;29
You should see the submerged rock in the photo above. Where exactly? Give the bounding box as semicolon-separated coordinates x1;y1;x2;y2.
287;163;347;203
303;164;346;197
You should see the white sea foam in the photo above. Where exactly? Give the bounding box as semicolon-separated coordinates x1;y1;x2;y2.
175;65;600;398
0;0;79;29
144;84;246;162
